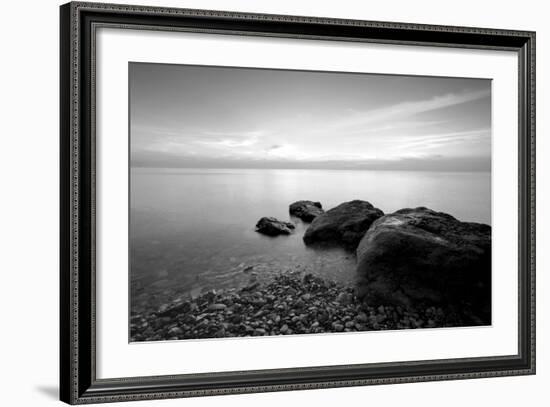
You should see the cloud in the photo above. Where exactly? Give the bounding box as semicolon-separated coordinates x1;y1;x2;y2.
198;135;259;148
266;144;282;151
130;73;491;171
399;128;491;150
132;126;266;153
364;89;490;121
315;89;491;136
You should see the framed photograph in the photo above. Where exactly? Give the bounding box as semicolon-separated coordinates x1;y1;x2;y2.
60;1;536;404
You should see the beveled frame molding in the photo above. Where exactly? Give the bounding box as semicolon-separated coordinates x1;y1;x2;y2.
60;2;535;404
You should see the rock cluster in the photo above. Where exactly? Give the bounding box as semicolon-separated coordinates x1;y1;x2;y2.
130;272;468;342
253;200;491;324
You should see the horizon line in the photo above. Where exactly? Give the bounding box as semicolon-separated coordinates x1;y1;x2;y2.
129;165;491;173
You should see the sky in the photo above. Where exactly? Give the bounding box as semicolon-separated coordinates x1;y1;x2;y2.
129;62;491;171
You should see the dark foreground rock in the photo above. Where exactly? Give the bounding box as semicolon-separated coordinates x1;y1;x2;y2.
289;200;324;222
130;272;470;342
303;200;384;250
356;207;491;322
255;217;295;236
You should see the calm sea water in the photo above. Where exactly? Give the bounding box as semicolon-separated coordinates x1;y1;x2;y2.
130;168;491;312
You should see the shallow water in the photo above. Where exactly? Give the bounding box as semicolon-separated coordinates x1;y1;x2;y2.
130;168;491;312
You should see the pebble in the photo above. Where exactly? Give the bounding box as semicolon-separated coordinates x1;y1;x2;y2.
332;322;344;332
208;304;227;311
356;312;368;323
131;272;459;342
167;327;183;336
336;292;353;305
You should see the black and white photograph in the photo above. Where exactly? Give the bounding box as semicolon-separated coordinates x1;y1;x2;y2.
1;0;543;405
129;63;492;342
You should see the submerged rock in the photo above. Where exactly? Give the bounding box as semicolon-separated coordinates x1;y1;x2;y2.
303;200;384;250
155;300;192;318
289;200;324;222
255;217;295;236
356;207;491;322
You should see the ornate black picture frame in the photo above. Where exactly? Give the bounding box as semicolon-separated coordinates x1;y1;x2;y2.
60;2;535;404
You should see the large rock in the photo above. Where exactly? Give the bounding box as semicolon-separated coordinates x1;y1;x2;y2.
356;207;491;321
303;200;384;250
289;200;324;222
255;217;295;236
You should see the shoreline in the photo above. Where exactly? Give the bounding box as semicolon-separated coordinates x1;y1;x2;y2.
130;270;481;342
